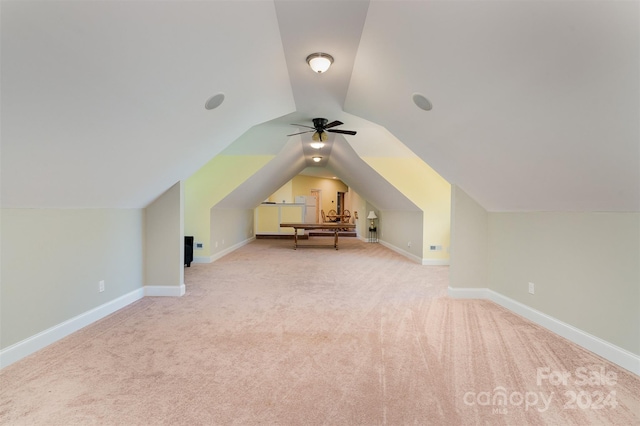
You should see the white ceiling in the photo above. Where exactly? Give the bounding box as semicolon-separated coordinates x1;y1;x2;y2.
2;0;638;212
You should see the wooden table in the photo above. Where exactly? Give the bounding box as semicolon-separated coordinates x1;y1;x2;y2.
326;214;350;222
280;222;356;250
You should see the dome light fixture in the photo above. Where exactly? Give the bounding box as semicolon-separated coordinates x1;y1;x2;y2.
312;156;322;163
310;142;325;149
306;52;334;74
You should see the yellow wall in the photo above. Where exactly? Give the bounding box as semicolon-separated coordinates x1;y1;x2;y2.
364;156;451;261
185;155;273;258
268;180;293;203
290;175;348;213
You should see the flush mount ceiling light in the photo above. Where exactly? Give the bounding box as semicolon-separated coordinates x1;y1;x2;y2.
306;52;334;73
310;142;325;149
312;156;322;163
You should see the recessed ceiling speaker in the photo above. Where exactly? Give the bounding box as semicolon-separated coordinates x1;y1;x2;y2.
412;93;432;111
205;93;225;110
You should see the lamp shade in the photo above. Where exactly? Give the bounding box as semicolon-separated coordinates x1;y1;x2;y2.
306;53;334;73
367;211;377;219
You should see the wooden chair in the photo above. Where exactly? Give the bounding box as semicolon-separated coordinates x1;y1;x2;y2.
342;209;351;223
321;210;329;223
340;209;351;230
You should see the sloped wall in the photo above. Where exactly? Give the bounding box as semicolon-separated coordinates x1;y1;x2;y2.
210;208;255;258
185;155;273;258
363;156;451;262
488;211;640;355
1;209;144;349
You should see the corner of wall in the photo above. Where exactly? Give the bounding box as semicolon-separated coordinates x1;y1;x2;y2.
449;185;488;289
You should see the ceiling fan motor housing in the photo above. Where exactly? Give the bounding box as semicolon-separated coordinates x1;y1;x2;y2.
313;118;328;130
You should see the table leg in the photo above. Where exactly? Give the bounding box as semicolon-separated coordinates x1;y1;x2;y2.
294;229;298;249
334;230;338;250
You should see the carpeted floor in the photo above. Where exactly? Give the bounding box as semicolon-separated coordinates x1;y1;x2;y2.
1;238;638;424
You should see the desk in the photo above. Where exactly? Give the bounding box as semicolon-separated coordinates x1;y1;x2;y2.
280;222;356;250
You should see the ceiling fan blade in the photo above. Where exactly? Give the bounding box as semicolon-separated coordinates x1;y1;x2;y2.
324;120;343;129
287;130;315;136
327;129;357;135
290;123;316;130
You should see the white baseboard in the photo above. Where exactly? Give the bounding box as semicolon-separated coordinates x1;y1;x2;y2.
193;237;255;264
378;240;422;263
144;284;185;297
378;240;450;265
448;286;640;376
0;288;145;369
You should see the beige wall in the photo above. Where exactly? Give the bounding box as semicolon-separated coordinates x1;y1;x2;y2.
1;208;144;349
377;210;424;258
450;185;639;355
488;211;639;355
145;181;183;288
449;185;488;289
348;188;368;237
210;208;255;255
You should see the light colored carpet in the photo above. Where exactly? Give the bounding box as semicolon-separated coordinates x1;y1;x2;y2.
1;239;638;425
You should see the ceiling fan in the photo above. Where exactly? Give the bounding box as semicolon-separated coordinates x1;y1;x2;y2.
287;118;357;141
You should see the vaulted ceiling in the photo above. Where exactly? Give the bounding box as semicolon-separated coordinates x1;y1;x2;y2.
2;1;638;212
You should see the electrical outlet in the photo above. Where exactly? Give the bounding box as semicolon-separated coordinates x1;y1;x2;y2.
222;239;225;245
99;280;105;293
215;241;218;248
407;241;411;248
528;282;535;294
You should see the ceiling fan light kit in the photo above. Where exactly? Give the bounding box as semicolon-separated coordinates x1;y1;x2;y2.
312;131;328;142
312;156;322;162
306;52;334;73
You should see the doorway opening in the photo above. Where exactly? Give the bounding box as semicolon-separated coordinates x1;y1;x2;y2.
337;191;345;214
